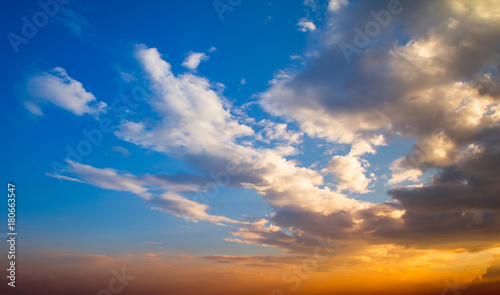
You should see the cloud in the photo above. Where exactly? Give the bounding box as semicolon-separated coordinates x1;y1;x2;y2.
50;160;240;225
248;0;500;254
117;46;254;160
463;254;500;294
182;52;209;70
328;0;348;11
255;120;303;145
327;154;371;193
387;157;422;185
57;160;153;199
116;46;367;216
53;160;214;196
297;19;316;32
226;217;335;253
111;146;131;157
203;254;307;268
25;67;107;116
56;8;92;40
150;193;239;225
303;0;318;11
41;252;119;265
261;1;500;145
481;254;500;282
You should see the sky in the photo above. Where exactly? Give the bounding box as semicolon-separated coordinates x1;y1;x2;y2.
1;0;500;294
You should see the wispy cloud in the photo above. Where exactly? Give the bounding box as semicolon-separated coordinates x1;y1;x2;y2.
25;67;107;116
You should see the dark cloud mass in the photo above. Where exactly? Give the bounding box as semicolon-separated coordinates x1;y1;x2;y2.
254;0;500;254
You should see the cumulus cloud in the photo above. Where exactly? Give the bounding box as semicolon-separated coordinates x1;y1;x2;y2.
262;1;500;146
25;67;107;116
251;0;500;253
255;120;303;145
182;51;209;70
114;45;368;218
297;19;316;32
387;157;422;185
117;46;254;160
325;135;384;193
327;154;371;193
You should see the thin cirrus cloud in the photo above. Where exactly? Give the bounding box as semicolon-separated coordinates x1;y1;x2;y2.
47;160;241;225
111;146;131;157
56;8;92;40
25;67;107;116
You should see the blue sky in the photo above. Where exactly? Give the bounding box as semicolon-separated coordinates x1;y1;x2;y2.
2;1;500;294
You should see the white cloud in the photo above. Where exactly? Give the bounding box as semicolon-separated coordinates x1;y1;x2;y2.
387;157;423;186
256;120;303;145
349;135;385;156
115;46;368;216
328;0;348;11
25;67;107;116
297;19;316;32
182;51;209;70
117;46;254;160
327;154;371;193
59;161;152;199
